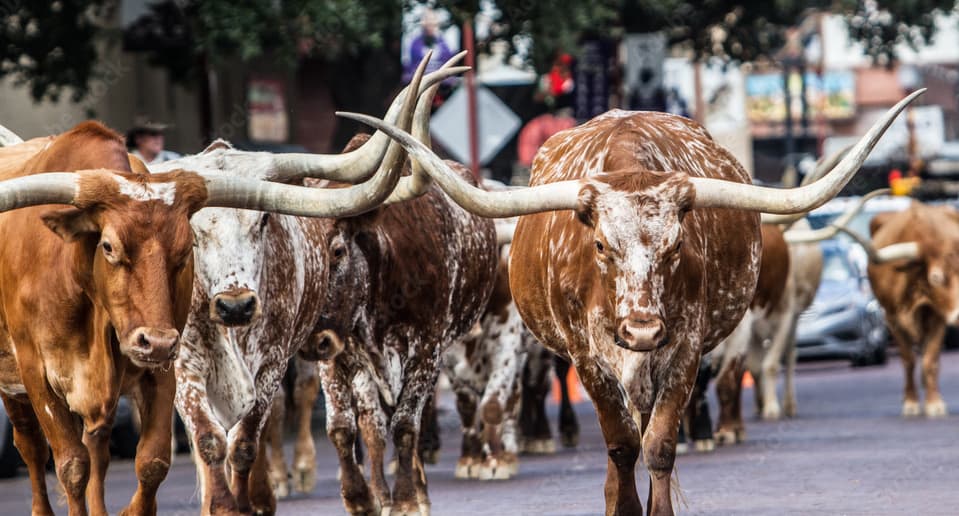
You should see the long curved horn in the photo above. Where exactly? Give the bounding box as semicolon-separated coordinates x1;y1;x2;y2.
782;188;889;244
832;224;920;264
0;124;24;147
0;172;77;212
383;79;443;204
339;91;919;220
266;52;467;183
802;144;853;187
202;49;429;216
762;144;856;225
337;111;584;217
692;90;923;213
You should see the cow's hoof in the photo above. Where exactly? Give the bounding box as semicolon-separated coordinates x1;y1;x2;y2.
714;429;737;446
521;438;555;455
420;448;439;465
762;403;782;421
925;399;948;418
293;465;316;494
388;501;429;516
387;459;397;476
454;458;479;479
560;431;579;449
783;398;797;418
272;477;290;499
477;458;513;480
346;494;381;515
902;400;921;417
694;439;715;452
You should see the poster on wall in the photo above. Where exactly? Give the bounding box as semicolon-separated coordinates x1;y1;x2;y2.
247;79;288;143
745;70;855;122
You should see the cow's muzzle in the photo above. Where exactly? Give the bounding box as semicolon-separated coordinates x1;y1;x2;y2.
124;327;179;367
210;289;260;327
615;314;668;352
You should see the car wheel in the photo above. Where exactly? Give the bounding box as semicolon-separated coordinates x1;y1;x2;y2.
0;420;22;478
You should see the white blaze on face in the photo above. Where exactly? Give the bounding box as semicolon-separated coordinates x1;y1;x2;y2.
190;208;269;298
594;184;683;322
113;176;177;205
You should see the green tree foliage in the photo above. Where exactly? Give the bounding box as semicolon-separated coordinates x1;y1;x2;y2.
2;0;957;102
125;0;403;84
0;0;115;102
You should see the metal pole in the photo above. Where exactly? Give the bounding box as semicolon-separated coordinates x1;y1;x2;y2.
464;18;480;179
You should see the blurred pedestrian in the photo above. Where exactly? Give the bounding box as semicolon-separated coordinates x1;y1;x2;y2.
403;9;455;83
126;117;180;165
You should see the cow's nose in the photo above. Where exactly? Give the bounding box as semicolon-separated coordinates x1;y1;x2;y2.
129;327;179;364
211;291;260;326
616;315;666;351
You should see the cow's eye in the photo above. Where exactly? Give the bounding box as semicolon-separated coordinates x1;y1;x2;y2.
595;240;604;253
259;213;270;231
102;241;113;254
332;244;347;260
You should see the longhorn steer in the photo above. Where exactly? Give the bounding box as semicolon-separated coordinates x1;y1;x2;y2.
348;90;919;514
155;57;485;515
442;220;526;481
837;201;957;417
0;124;204;516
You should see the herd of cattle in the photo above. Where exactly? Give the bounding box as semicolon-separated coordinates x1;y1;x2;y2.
0;52;952;516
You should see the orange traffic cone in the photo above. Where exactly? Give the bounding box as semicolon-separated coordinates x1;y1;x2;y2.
742;371;754;388
551;366;584;404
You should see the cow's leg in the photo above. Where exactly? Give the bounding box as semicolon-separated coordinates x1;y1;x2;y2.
687;360;715;452
714;354;746;445
572;353;642;516
921;323;947;417
889;325;920;416
291;358;320;493
356;372;389;512
265;390;289;499
176;343;239;514
323;362;376;515
418;390;441;465
554;355;580;448
759;307;797;420
519;342;555;454
782;323;800;418
84;417;113;516
19;358;91;516
642;353;699;516
121;370;175;516
453;389;482;479
478;326;524;480
1;393;54;515
390;348;438;516
229;393;277;515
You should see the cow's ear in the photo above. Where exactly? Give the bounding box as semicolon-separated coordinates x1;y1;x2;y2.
337;206;383;235
576;184;600;228
869;212;896;237
41;208;99;242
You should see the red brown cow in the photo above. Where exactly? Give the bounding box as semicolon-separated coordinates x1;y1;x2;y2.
348;90;919;514
0;124;204;516
838;201;956;417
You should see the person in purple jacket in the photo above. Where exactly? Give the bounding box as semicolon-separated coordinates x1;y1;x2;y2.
403;9;456;84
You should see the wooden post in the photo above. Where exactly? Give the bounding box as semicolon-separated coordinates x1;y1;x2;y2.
464;17;480;179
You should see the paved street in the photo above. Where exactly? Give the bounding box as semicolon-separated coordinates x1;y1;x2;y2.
1;352;957;515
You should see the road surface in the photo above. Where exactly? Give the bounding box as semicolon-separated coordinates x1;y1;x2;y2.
0;352;957;515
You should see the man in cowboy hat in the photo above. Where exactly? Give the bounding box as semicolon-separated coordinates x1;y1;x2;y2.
126;116;181;165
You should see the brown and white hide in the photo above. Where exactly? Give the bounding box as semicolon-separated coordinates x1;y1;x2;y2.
307;140;497;515
867;202;959;417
